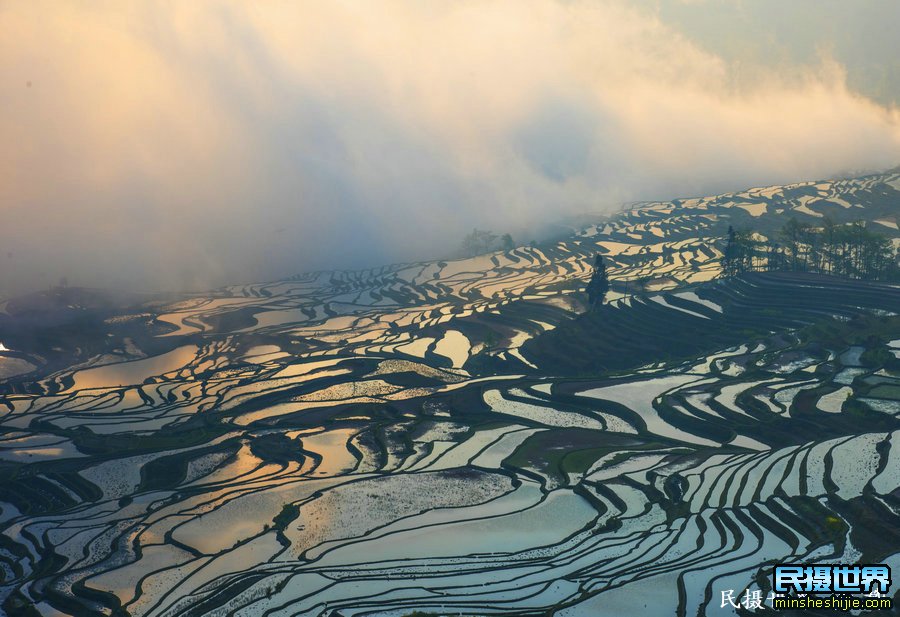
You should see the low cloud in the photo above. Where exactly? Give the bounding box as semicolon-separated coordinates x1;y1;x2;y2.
1;1;899;295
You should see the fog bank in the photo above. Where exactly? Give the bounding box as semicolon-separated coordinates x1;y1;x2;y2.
2;1;899;296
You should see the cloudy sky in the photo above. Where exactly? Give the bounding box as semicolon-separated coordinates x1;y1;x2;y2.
2;0;899;296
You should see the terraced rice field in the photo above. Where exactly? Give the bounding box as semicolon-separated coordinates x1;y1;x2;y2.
1;172;900;616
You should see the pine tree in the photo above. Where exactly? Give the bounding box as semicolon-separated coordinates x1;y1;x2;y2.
586;253;609;308
723;225;736;277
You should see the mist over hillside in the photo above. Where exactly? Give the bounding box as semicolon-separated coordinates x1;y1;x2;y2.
2;1;900;297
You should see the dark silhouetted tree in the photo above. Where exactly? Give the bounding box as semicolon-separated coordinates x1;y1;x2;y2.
721;218;899;282
586;253;609;308
723;226;736;276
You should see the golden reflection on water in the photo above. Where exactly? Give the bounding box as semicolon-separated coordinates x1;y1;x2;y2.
67;345;198;391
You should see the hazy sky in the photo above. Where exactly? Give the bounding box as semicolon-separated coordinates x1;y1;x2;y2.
2;1;900;296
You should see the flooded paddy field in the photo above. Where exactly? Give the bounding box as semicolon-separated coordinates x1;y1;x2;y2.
2;172;900;616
